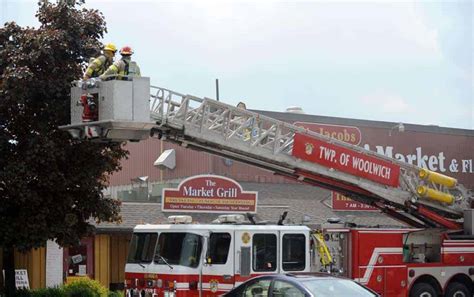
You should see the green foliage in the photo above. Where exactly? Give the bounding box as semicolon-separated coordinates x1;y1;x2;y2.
0;2;128;295
0;1;127;251
30;288;64;297
63;278;108;297
13;289;31;297
7;281;116;297
107;291;122;297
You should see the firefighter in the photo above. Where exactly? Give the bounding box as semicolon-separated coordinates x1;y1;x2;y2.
100;46;141;80
83;43;117;80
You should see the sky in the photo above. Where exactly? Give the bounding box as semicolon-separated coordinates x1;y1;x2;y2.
1;0;473;129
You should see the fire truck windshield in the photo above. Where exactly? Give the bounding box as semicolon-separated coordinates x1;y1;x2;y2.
154;232;203;268
127;232;158;263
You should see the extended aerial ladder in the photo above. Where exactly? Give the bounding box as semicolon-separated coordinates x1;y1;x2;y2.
61;78;473;230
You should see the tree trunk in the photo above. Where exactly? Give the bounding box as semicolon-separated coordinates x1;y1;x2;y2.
3;246;15;297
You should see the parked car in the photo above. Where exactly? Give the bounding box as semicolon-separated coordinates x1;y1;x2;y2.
222;274;379;297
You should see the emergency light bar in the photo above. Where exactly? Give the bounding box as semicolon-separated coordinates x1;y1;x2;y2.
212;214;246;224
168;215;192;224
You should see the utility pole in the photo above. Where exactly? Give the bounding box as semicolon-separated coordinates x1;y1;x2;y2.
215;78;219;101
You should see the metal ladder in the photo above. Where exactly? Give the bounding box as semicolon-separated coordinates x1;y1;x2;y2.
148;86;471;227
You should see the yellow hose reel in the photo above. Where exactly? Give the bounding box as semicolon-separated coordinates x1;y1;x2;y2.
417;185;454;205
313;232;332;266
418;168;457;188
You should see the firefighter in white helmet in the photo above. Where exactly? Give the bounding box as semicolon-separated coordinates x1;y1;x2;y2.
83;43;117;80
100;46;141;80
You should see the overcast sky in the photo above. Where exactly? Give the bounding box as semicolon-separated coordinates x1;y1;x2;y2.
2;0;472;129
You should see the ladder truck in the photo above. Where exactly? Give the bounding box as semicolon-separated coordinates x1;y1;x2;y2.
61;77;474;297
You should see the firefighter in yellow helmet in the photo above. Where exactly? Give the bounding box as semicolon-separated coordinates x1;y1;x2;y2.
83;43;117;80
100;46;141;81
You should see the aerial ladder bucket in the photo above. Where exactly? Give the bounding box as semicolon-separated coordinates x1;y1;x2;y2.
60;77;155;142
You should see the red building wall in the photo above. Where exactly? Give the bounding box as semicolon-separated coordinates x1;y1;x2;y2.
109;114;474;190
109;138;291;186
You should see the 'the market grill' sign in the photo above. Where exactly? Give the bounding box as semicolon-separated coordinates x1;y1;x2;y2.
292;133;400;187
162;175;258;213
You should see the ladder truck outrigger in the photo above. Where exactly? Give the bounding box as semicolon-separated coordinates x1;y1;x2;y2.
61;77;474;297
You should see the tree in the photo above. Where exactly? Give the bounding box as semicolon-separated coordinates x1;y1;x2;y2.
0;1;127;295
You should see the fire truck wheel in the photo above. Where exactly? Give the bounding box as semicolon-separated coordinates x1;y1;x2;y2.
410;282;437;297
445;282;471;297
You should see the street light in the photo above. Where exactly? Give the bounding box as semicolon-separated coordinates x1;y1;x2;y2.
389;122;405;136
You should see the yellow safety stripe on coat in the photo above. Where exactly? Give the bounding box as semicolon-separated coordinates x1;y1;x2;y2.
85;57;106;77
92;58;103;67
85;67;94;76
110;64;119;72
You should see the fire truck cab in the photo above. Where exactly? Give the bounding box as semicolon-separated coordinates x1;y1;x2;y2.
125;215;312;297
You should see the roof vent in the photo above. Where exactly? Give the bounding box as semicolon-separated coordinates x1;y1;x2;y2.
154;149;176;170
285;106;305;114
168;215;192;224
212;214;245;224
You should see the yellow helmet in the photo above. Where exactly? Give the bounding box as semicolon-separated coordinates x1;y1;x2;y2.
103;43;117;53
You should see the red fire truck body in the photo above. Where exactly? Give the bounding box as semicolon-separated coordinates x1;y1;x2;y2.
347;228;474;296
124;218;474;297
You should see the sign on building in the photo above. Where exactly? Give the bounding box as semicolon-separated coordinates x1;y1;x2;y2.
331;192;378;211
15;269;30;289
162;175;258;213
2;269;30;290
295;122;362;145
294;121;473;188
294;121;474;208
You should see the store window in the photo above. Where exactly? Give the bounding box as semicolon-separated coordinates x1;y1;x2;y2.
253;234;276;272
116;183;179;203
64;238;94;279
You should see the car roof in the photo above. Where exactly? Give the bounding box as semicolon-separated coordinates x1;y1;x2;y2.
250;273;348;281
236;274;379;297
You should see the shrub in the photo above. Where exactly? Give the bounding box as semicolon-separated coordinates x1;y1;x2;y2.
62;277;108;297
107;291;123;297
66;287;95;297
30;287;65;297
14;289;32;297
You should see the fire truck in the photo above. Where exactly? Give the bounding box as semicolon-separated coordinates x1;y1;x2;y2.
61;78;474;297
